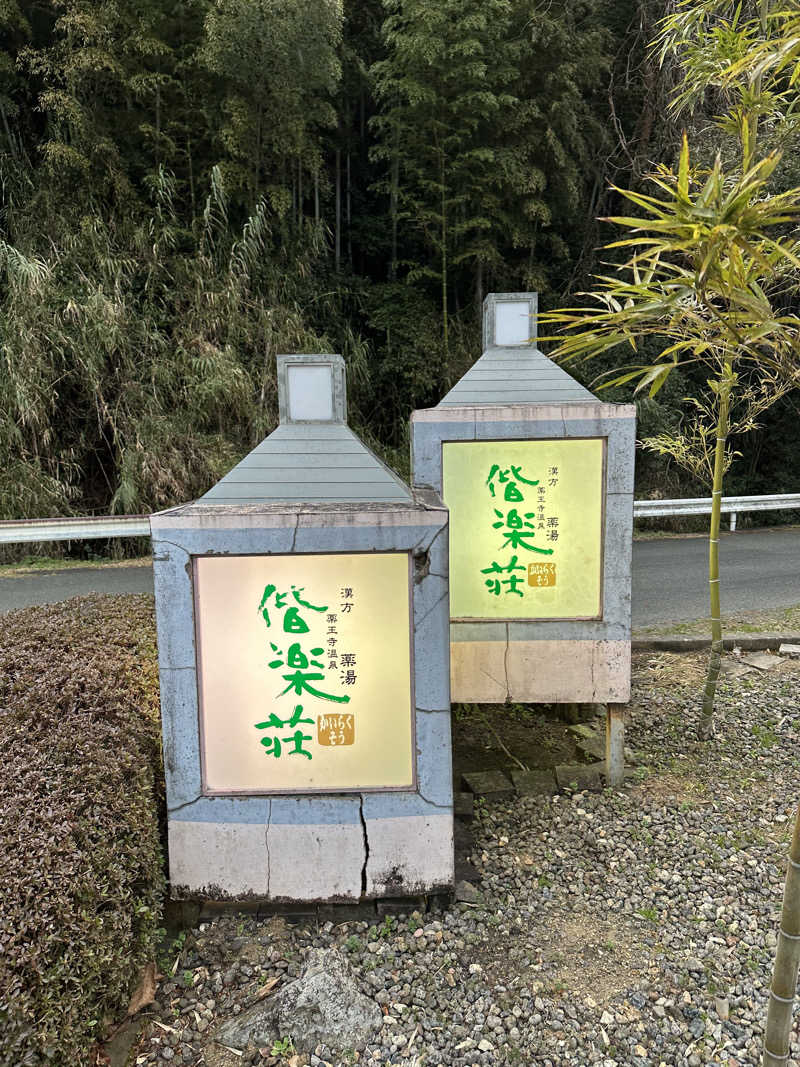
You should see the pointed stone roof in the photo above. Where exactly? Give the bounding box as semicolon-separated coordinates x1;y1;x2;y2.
438;345;596;406
199;352;412;506
432;291;598;408
199;422;412;505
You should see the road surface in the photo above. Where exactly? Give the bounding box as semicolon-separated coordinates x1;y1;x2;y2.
631;527;800;625
0;564;155;614
2;527;800;627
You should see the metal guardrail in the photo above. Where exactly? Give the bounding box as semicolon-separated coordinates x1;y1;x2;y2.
633;493;800;531
1;494;799;544
0;515;150;545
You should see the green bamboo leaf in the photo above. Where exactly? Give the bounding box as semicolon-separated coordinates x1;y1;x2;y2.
636;363;675;398
677;133;690;200
596;366;652;389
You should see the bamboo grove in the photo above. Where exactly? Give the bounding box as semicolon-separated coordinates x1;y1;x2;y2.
0;0;675;520
1;0;799;525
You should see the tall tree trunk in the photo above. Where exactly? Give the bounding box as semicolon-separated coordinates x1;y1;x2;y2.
155;83;161;168
699;370;731;738
763;803;800;1067
389;129;399;281
440;152;449;364
346;151;352;265
335;147;341;271
298;157;303;224
254;107;263;207
475;260;484;322
187;133;196;221
0;100;17;159
314;170;320;224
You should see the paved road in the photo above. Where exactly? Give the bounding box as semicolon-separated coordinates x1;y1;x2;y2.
631;527;800;625
2;527;800;626
0;564;155;614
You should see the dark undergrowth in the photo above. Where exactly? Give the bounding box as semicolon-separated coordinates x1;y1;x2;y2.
0;595;164;1066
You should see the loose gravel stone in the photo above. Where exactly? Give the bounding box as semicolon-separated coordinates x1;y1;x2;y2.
134;652;800;1066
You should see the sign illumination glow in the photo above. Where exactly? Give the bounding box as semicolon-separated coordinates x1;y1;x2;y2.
194;552;414;793
442;438;605;620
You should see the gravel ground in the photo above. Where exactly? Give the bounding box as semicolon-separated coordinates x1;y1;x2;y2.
133;651;800;1067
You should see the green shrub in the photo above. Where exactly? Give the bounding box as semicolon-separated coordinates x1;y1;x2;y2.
0;595;165;1066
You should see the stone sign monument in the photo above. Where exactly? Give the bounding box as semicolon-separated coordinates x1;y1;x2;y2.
152;354;452;904
411;293;636;781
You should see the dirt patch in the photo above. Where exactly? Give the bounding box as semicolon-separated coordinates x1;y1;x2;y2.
0;555;152;578
202;1047;245;1067
188;916;294;975
629;771;709;807
452;704;585;785
632;646;800;692
472;909;655;1005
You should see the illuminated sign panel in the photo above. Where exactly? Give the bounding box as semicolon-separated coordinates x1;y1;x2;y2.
194;552;414;793
494;301;530;345
442;439;605;620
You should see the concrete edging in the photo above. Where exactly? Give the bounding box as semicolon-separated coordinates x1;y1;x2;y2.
632;632;800;652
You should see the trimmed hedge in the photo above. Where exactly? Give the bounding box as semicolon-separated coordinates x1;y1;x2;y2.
0;595;165;1066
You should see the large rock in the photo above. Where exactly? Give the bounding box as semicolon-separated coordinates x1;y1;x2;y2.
216;948;382;1052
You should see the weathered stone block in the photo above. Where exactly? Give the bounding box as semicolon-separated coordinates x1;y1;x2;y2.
462;769;515;798
510;769;556;796
554;762;604;792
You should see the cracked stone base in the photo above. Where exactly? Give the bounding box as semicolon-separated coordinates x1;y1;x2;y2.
168;813;453;902
365;814;452;896
450;638;630;703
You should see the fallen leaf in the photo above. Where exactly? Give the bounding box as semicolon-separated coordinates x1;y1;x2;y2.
255;976;279;1000
127;962;157;1016
153;1021;178;1034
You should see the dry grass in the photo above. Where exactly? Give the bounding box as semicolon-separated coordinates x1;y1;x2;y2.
632;650;709;687
635;602;800;637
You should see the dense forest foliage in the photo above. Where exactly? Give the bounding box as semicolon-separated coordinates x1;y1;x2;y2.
0;0;798;522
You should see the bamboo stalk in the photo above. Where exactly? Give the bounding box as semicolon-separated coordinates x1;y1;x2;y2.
763;804;800;1067
699;372;731;738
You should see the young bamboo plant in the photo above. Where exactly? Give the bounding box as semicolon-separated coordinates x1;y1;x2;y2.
540;0;800;737
724;13;800;1064
763;804;800;1067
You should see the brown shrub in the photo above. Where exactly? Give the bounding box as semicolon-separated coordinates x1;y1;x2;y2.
0;595;165;1066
